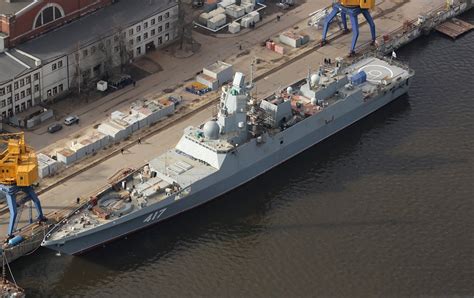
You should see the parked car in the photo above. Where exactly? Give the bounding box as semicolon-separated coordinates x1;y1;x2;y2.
48;123;63;133
108;74;133;90
64;115;79;126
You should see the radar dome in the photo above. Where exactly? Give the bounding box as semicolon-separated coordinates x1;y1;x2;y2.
311;97;317;105
203;121;220;140
286;86;293;94
310;74;320;87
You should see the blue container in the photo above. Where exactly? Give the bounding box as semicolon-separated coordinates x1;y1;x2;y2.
8;235;24;247
350;71;367;85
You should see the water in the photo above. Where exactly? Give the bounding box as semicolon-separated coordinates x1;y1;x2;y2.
12;12;474;297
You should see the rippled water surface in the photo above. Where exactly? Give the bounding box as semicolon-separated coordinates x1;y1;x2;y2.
12;11;474;297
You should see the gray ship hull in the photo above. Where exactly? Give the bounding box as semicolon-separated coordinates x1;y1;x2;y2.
43;81;410;255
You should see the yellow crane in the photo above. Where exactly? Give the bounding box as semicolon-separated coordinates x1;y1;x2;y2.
0;132;45;239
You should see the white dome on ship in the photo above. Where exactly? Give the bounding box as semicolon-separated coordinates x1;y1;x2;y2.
203;121;220;140
311;74;320;87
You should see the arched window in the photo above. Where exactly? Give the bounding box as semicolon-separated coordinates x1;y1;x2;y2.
33;4;65;29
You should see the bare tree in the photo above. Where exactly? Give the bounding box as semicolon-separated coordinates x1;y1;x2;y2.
177;0;197;52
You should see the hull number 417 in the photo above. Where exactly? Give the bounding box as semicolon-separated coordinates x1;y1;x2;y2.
143;208;167;223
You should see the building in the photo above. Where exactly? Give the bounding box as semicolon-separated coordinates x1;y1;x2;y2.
0;0;179;120
0;0;113;49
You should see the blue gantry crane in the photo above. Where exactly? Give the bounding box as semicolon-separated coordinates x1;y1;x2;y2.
321;0;377;56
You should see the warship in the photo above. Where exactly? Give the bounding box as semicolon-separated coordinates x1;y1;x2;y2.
42;55;414;255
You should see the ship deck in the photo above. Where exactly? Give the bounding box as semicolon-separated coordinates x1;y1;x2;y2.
46;150;217;241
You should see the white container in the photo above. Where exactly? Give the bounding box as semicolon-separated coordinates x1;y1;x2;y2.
226;5;245;18
208;14;227;30
38;161;50;178
57;148;77;165
123;114;140;133
98;121;130;142
97;80;108;91
248;11;260;22
241;16;253;28
45;159;60;175
199;12;211;25
229;22;241;34
111;111;126;121
218;0;235;9
241;2;254;13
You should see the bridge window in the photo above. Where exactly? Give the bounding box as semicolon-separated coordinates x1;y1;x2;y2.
33;4;65;29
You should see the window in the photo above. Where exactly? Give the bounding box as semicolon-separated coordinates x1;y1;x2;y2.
129;28;133;36
20;91;25;99
165;22;170;30
15;105;19;113
144;22;148;29
53;87;57;95
59;84;63;92
106;39;111;46
26;76;31;84
14;94;19;101
7;97;12;104
26;88;31;95
14;82;18;90
151;18;155;25
114;35;119;42
58;60;63;68
33;4;64;28
136;36;141;43
158;37;162;45
144;32;148;39
165;12;170;19
165;33;169;41
114;46;119;53
136;47;141;55
151;29;156;36
158;15;162;22
83;49;88;57
27;100;32;108
0;88;4;96
129;39;134;46
52;63;57;71
47;90;52;97
20;79;24;87
34;73;39;81
0;100;5;107
136;25;141;32
158;26;163;33
99;42;104;50
6;85;11;92
91;46;96;54
34;84;39;92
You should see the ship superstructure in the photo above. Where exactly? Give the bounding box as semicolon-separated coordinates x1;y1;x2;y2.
42;55;414;255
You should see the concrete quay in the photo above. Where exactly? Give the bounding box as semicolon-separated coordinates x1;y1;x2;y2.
1;0;471;262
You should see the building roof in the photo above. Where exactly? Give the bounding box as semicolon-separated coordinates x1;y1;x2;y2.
0;0;34;16
17;0;177;62
9;49;37;68
0;52;30;84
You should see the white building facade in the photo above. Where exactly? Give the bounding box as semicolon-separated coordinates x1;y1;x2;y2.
0;1;179;120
